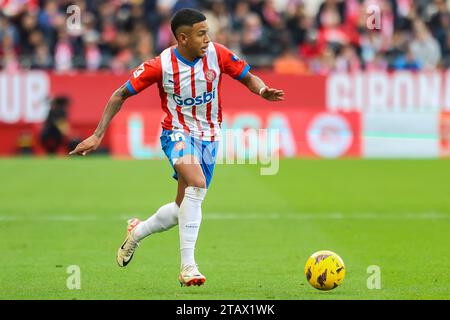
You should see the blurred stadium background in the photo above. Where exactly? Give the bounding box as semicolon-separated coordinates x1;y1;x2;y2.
1;0;450;157
1;0;450;300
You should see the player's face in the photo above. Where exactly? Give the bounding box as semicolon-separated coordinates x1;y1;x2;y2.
186;21;210;58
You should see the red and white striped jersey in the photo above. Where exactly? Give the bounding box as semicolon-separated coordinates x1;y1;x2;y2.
126;42;250;141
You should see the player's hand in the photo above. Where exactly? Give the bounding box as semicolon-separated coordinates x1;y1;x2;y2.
69;135;102;156
260;87;285;101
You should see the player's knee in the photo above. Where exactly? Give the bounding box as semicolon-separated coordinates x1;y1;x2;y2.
187;176;206;189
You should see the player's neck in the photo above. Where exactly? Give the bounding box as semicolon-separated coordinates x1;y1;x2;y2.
176;46;198;63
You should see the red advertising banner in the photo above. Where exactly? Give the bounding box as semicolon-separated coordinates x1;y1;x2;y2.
2;70;446;158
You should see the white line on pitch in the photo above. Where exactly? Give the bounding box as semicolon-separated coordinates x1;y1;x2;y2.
0;212;448;221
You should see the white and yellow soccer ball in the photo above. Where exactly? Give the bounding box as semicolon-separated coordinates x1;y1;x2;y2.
304;250;345;290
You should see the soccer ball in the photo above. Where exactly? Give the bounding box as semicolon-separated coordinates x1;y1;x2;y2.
304;250;345;290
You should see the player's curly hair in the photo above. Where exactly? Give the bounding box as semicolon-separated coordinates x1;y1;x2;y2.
170;8;206;37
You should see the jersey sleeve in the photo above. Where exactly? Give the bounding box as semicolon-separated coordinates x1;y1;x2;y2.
126;56;162;95
214;43;250;80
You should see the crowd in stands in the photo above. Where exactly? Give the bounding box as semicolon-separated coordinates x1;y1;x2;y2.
1;0;450;74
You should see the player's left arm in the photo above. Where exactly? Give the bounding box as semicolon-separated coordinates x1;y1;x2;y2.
238;72;284;101
214;43;284;101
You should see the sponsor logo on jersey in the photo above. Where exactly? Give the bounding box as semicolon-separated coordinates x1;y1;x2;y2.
133;63;145;78
173;88;216;106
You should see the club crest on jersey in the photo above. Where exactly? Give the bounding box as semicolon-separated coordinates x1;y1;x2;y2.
205;69;216;82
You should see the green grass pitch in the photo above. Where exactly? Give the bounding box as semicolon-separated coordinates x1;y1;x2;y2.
0;158;449;299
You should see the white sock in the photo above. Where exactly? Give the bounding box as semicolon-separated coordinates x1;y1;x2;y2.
179;186;206;267
133;202;179;241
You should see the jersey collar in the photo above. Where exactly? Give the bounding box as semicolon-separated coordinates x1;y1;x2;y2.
174;47;201;67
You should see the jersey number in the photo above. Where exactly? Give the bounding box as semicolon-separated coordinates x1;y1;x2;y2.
169;132;186;142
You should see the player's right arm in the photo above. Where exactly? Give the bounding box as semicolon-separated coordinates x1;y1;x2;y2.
69;57;162;156
69;84;133;156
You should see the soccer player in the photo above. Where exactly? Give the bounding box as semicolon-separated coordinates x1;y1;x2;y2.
69;8;284;287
